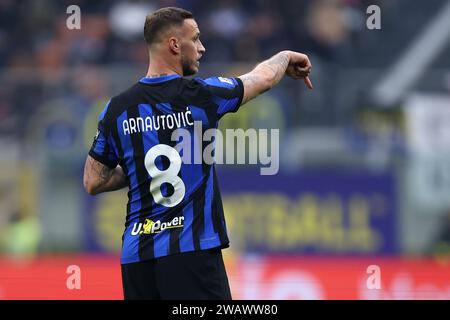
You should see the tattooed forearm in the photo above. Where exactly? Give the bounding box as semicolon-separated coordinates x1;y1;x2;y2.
85;157;113;184
239;51;292;104
258;51;290;86
83;156;127;195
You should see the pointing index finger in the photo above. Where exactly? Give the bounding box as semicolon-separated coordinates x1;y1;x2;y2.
304;76;313;90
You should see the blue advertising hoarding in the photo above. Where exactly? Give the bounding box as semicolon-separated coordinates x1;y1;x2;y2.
217;169;398;255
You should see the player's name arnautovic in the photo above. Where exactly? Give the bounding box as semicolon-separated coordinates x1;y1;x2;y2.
122;107;194;136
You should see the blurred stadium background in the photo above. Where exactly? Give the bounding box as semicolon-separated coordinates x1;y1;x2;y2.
1;0;450;299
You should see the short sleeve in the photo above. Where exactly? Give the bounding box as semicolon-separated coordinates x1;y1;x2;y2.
88;101;119;169
201;77;244;119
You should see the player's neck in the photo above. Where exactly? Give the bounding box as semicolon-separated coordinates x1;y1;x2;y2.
146;56;182;78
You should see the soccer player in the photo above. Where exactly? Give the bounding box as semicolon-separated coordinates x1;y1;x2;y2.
83;7;312;300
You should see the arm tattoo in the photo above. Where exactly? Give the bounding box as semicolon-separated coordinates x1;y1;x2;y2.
84;155;127;194
240;74;259;88
259;51;290;85
87;157;113;183
239;74;264;104
241;74;270;95
240;52;290;104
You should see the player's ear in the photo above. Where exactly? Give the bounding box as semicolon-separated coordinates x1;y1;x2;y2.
168;37;181;54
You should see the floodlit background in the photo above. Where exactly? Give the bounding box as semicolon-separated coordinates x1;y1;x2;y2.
1;0;450;299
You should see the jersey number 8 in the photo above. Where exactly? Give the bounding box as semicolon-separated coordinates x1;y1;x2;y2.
144;144;186;207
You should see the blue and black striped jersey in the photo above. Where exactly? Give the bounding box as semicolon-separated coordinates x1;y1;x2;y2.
89;74;244;264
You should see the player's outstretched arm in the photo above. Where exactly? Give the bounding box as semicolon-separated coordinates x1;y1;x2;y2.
83;155;128;195
238;50;313;105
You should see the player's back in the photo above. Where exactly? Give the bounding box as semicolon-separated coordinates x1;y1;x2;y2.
89;74;244;263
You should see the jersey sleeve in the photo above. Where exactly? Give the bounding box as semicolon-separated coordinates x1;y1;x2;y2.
201;77;244;119
88;101;119;169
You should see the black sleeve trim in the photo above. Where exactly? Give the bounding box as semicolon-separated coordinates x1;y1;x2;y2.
232;77;244;112
88;149;118;169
